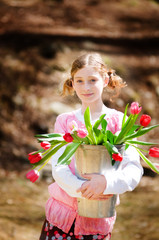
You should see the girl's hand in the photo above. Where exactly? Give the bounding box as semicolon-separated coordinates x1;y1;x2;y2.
77;173;109;199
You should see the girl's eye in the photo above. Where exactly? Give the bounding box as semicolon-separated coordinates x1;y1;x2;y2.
90;79;96;82
77;79;83;83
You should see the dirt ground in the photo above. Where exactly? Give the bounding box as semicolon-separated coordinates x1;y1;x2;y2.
0;1;159;240
0;170;159;240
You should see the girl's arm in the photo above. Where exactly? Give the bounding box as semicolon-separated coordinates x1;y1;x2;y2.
51;114;87;198
52;146;112;200
51;145;86;198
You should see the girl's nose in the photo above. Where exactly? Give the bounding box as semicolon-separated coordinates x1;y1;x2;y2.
84;82;90;90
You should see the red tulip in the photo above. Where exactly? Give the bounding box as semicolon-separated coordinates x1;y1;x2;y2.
77;129;88;138
112;153;123;162
40;141;51;150
140;114;151;127
28;152;42;164
63;133;74;142
149;147;159;158
130;102;142;115
26;170;39;183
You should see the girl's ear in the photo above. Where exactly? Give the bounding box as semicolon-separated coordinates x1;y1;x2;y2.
72;79;75;90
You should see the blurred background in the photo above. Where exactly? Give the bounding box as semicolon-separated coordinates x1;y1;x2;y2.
0;0;159;239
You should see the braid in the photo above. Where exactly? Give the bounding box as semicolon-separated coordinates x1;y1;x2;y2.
107;70;126;90
62;77;74;96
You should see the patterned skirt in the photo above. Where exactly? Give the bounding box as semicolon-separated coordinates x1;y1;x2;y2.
39;219;111;240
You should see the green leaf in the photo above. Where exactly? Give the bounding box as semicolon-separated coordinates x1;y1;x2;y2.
93;128;100;137
136;148;159;174
115;114;133;144
126;140;159;146
84;107;92;130
35;133;62;138
83;107;97;144
93;117;107;145
125;144;130;151
122;103;129;128
103;142;119;154
32;142;67;167
115;114;139;144
96;132;105;145
37;137;64;143
103;142;112;159
127;125;140;135
49;140;65;145
61;158;72;165
124;124;159;141
71;131;82;142
93;114;106;130
107;130;115;144
87;126;97;145
57;142;81;165
80;136;90;144
93;128;104;144
101;119;107;134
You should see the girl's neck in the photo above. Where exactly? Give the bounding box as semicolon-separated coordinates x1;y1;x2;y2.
81;101;107;121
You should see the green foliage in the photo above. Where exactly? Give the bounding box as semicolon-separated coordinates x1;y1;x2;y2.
57;142;82;165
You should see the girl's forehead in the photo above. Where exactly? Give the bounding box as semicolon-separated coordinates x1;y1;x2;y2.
74;66;101;77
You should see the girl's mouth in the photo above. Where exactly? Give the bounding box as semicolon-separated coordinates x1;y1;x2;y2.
82;93;93;97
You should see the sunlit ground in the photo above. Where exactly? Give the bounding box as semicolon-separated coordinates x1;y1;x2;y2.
0;170;159;240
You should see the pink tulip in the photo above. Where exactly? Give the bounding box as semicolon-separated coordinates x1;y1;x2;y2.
149;147;159;158
68;120;78;132
140;114;151;127
112;153;123;162
130;102;142;115
40;141;51;150
28;152;42;164
63;133;74;142
26;170;39;183
77;129;88;138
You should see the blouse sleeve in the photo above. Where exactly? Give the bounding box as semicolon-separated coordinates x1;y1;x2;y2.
51;114;86;198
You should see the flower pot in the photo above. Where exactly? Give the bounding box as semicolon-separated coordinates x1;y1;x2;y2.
75;144;125;218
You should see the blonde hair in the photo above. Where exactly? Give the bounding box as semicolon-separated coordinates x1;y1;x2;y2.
62;53;126;97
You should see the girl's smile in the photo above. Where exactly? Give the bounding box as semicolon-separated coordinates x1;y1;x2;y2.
82;93;94;97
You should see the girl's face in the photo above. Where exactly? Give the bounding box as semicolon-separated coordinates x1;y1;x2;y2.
72;66;108;104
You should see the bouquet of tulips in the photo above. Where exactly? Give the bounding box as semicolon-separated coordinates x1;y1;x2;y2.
26;102;159;182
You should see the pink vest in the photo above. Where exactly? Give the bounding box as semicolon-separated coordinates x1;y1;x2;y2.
45;160;116;235
45;110;122;235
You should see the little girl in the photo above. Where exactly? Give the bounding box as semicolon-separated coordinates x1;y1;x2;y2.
39;53;143;240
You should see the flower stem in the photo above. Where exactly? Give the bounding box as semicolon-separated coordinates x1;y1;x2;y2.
41;146;53;156
38;158;51;172
137;126;143;132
